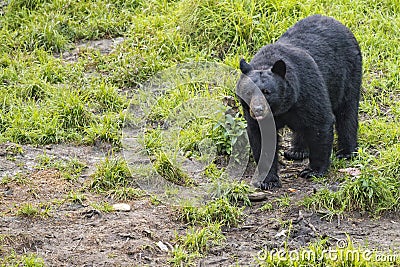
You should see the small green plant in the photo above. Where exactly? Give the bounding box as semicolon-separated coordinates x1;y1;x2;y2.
276;194;291;208
208;113;247;156
16;203;40;217
302;188;345;220
0;251;45;267
5;143;24;155
259;202;273;212
90;157;132;192
35;153;86;180
169;246;200;267
35;153;52;168
90;202;114;213
55;89;94;130
210;180;253;206
153;151;194;186
106;187;144;201
180;223;225;253
67;191;87;205
169;223;225;266
16;203;51;218
150;195;162;206
180;198;244;227
203;163;224;180
0;172;29;185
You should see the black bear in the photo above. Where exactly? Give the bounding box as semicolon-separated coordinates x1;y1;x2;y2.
236;15;362;189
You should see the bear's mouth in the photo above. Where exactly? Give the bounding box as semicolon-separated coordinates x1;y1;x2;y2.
250;109;267;120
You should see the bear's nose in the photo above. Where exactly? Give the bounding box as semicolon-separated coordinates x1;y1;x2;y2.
252;105;264;115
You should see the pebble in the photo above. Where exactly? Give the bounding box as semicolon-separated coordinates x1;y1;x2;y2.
112;203;131;212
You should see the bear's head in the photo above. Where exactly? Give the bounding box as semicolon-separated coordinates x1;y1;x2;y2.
236;58;291;120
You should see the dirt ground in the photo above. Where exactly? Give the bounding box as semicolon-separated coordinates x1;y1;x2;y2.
1;39;399;266
0;140;399;266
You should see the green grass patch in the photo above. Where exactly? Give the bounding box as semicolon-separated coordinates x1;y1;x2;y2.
89;156;133;192
304;145;400;216
0;251;45;267
16;203;51;218
169;223;225;266
35;153;87;181
179;198;244;227
256;237;400;266
153;151;194;186
210;180;253;206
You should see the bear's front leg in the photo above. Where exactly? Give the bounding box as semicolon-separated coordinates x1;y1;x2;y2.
245;112;281;190
255;150;282;190
300;126;334;178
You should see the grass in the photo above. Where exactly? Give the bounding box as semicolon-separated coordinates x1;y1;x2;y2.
169;223;225;266
153;151;194;186
16;203;51;218
66;190;87;205
179;197;244;227
35;153;87;180
210;180;254;206
0;0;400;265
89;156;133;191
256;237;400;267
0;251;45;267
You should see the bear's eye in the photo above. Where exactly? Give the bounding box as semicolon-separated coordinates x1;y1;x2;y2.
262;88;271;95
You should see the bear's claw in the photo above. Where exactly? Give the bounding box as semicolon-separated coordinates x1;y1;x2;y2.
299;168;325;179
284;149;309;160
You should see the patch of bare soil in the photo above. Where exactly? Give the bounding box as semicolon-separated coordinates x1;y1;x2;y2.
1;140;399;266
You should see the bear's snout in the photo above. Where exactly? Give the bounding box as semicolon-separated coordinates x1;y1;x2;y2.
250;96;269;120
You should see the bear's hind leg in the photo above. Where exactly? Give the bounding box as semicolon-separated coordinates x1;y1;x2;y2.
335;99;359;159
300;126;333;178
284;131;309;160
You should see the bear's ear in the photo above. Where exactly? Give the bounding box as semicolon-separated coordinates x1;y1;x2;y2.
271;59;286;79
240;58;253;74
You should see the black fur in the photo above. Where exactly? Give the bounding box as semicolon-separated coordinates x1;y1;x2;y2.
236;15;362;189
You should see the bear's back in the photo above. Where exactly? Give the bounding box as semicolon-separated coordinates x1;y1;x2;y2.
276;15;362;111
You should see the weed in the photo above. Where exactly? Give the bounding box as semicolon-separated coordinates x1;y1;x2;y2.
0;251;45;267
203;163;224;180
169;246;199;267
106;187;144;201
259;202;273;212
169;223;225;266
153;151;194;186
67;191;87;205
0;172;29;185
90;157;132;192
35;153;86;181
208;113;247;156
16;203;51;218
179;223;225;253
275;194;291;209
90;202;114;213
5;143;24;155
180;198;244;227
150;195;162;206
55;89;93;130
210;180;253;206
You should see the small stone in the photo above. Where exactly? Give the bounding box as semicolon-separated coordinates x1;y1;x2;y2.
248;191;269;201
112;203;131;212
274;229;288;238
338;167;361;177
156;241;169;252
